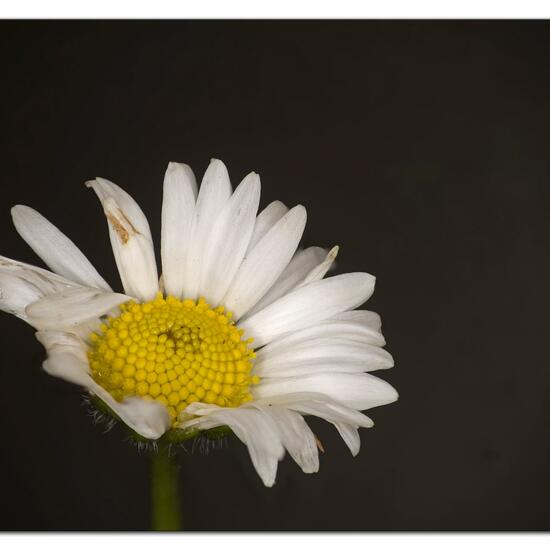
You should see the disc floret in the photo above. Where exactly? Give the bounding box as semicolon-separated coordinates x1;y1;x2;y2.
88;293;258;424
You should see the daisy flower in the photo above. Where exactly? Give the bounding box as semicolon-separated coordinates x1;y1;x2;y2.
1;159;397;487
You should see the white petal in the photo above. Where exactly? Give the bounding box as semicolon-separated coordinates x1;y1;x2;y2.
89;382;171;440
199;172;261;305
0;271;45;321
179;406;284;487
26;287;130;330
178;401;221;421
335;424;361;456
251;391;372;453
223;205;307;320
11;206;111;291
36;329;88;356
254;338;394;377
36;330;170;439
0;257;80;323
257;318;386;356
255;337;390;364
86;177;152;238
161;162;197;298
43;352;93;386
252;372;398;411
332;310;382;332
0;255;81;292
69;318;104;343
41;350;93;387
259;405;319;474
87;179;158;302
245;246;326;316
253;391;374;428
182;159;232;300
241;272;376;348
36;330;90;384
247;200;288;252
298;245;339;287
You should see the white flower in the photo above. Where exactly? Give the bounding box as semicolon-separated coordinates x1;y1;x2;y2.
1;159;397;487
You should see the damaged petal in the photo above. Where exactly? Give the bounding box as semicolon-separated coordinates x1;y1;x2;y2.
104;198;139;245
299;245;339;288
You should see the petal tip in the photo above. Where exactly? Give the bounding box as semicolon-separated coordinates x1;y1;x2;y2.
388;386;399;403
291;204;307;223
11;204;26;214
167;161;191;172
10;204;29;224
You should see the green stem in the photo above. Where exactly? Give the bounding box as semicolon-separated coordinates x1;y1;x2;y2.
151;442;182;531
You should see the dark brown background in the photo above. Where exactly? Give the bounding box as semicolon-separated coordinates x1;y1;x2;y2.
0;20;548;530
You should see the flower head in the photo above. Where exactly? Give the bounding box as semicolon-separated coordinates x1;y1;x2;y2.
1;159;397;486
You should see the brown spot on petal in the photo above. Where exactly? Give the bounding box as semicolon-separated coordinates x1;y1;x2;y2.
106;207;139;245
315;436;325;453
158;274;165;294
106;212;130;244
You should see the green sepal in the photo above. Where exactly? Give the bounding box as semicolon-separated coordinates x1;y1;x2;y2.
203;425;233;439
90;393;120;419
162;427;200;443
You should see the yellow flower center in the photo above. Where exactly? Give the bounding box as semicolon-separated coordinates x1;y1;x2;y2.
88;293;258;425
